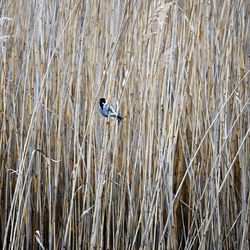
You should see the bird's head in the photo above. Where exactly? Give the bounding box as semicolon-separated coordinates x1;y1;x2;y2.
99;98;107;108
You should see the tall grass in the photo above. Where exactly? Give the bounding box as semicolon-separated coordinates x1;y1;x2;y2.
0;0;249;249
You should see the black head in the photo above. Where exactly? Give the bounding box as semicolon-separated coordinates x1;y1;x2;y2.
99;98;106;108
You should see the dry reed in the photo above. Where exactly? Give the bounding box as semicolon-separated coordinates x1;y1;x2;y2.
0;0;249;249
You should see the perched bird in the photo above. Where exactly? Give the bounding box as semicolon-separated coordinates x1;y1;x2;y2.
98;98;124;123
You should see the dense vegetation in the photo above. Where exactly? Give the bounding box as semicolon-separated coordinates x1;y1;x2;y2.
0;1;249;249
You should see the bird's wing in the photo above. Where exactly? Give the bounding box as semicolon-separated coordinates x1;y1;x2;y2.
108;104;117;116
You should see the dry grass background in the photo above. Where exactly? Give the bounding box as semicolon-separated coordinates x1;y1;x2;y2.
0;0;249;249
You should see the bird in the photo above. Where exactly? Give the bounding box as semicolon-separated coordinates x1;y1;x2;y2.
98;98;124;123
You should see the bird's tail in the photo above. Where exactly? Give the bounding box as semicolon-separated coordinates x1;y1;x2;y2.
116;115;124;123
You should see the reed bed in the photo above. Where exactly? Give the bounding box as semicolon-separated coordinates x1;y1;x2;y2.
0;0;249;249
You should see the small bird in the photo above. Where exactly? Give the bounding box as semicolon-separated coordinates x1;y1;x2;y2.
98;98;124;123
